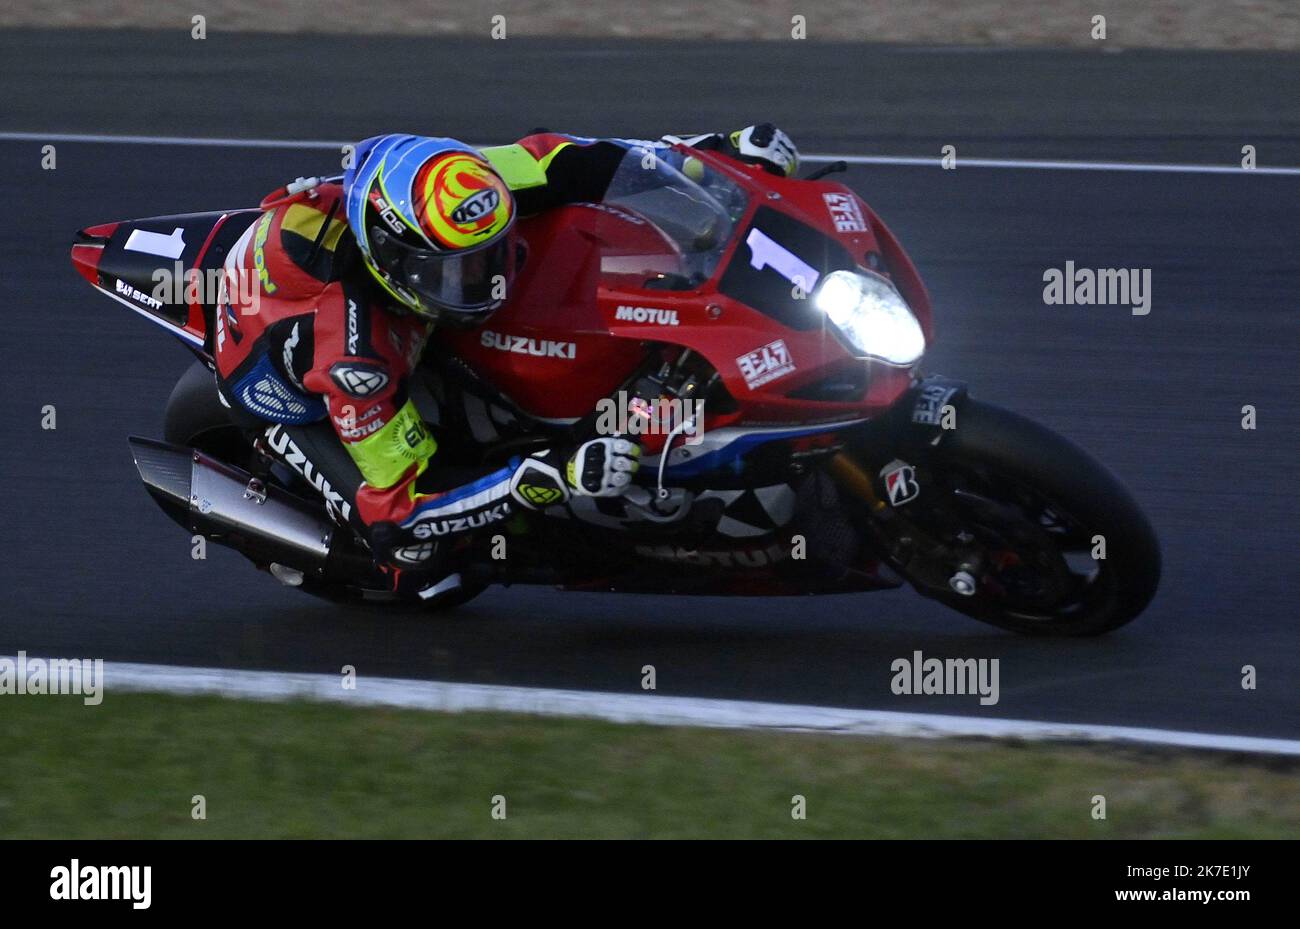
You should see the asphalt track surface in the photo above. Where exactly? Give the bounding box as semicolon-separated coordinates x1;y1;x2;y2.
1;30;1297;738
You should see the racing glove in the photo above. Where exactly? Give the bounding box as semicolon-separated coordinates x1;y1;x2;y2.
509;437;642;510
665;124;800;178
728;124;800;177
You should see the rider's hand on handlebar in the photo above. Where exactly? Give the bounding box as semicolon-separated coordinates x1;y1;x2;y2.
508;437;642;510
566;437;641;497
728;124;799;178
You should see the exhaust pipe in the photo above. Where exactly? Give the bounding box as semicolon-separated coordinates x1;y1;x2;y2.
128;436;336;571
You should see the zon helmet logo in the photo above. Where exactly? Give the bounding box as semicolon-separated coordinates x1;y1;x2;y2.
252;211;278;294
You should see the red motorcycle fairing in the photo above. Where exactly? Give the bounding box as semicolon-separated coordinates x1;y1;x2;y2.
75;147;930;443
439;204;653;420
443;149;930;436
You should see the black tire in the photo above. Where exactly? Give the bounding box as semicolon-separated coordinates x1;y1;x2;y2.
161;360;487;613
163;359;247;462
888;400;1160;636
293;572;489;612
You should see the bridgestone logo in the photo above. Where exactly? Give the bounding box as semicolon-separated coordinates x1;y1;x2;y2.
615;305;678;325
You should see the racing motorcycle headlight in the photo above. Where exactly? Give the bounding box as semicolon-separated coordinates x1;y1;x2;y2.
813;269;925;366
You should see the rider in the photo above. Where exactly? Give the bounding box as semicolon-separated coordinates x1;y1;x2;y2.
212;125;800;591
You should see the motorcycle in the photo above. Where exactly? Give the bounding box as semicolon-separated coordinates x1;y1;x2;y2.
71;143;1160;635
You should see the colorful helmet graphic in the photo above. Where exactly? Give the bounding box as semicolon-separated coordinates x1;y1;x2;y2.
343;134;517;321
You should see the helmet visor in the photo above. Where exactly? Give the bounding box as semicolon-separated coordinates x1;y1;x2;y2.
371;224;515;314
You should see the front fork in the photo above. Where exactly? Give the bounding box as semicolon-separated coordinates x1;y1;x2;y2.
828;373;969;506
826;375;980;598
827;451;885;511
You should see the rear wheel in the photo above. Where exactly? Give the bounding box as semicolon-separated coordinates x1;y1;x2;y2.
163;359;248;461
860;400;1160;635
161;360;486;612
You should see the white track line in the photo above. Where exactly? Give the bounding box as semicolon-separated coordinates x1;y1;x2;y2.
813;153;1300;176
3;130;1299;175
41;658;1297;757
0;130;345;150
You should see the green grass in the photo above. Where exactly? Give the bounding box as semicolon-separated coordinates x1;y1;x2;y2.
1;693;1295;838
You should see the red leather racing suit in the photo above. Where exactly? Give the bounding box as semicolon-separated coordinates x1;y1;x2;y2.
213;132;733;570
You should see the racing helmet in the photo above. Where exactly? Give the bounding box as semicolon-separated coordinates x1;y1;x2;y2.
344;134;517;323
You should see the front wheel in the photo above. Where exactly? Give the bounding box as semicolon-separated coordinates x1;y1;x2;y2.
856;400;1161;635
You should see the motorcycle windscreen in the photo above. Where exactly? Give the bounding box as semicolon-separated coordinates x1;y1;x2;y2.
598;149;749;288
